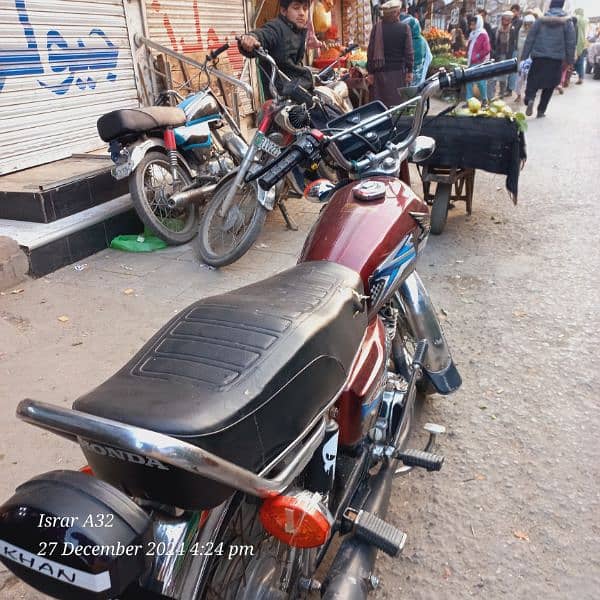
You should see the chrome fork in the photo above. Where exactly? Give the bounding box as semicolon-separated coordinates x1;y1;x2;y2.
218;143;258;217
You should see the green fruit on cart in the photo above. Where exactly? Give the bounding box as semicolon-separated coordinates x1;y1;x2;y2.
467;97;481;113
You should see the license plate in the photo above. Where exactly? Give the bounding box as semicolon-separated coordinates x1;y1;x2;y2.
253;132;282;158
111;161;132;180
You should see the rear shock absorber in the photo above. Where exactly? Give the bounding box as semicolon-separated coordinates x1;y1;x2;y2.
164;128;178;182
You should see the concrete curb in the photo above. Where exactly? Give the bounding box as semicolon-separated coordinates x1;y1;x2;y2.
0;236;29;291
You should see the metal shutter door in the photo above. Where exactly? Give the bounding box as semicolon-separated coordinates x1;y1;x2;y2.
145;0;253;116
0;0;139;175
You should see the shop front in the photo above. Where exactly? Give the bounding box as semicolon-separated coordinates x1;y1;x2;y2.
0;0;141;175
143;0;254;119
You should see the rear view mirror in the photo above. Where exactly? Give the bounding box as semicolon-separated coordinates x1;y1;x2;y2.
410;136;436;163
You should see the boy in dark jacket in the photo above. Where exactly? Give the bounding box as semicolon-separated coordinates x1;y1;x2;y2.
521;0;575;118
238;0;313;98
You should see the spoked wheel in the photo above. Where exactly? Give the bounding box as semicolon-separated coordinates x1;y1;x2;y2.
196;176;267;267
202;496;309;600
130;151;198;245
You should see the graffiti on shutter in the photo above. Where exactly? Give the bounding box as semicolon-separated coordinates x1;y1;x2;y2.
0;0;122;96
147;0;253;115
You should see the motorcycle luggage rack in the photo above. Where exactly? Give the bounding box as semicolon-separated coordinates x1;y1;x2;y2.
16;399;326;499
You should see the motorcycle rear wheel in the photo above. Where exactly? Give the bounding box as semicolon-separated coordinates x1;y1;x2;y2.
130;151;198;245
202;495;307;600
196;177;267;268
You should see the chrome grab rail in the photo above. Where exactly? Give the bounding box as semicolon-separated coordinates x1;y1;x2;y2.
17;399;326;499
134;34;253;99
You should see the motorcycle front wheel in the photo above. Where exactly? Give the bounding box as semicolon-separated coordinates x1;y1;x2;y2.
196;176;267;268
130;151;198;245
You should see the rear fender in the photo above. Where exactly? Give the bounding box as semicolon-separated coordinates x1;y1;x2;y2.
112;138;195;180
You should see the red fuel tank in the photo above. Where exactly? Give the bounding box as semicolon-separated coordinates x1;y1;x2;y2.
299;177;428;294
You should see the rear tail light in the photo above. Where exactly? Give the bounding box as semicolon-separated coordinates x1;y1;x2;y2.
259;490;332;548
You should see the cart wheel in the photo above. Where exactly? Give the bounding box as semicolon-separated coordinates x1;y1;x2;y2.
430;183;450;235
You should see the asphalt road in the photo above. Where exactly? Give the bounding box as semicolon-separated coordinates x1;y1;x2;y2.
1;76;598;599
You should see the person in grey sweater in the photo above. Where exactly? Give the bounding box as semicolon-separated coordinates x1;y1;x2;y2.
520;0;575;118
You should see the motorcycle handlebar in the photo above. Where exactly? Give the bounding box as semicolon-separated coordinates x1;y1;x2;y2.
209;43;229;61
440;58;518;89
252;132;323;190
258;146;306;190
254;58;519;184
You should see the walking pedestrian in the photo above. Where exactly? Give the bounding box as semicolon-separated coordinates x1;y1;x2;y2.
367;0;414;106
515;14;536;102
521;0;575;118
451;28;467;54
405;17;432;85
588;39;600;79
507;4;523;95
479;9;497;100
573;8;588;84
478;8;495;55
558;13;578;92
458;7;469;40
466;15;491;106
491;12;514;98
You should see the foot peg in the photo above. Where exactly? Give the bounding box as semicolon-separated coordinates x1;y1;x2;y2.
394;423;446;476
395;448;444;471
343;508;407;557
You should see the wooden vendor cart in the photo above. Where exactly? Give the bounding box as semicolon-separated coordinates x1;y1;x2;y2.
418;165;475;234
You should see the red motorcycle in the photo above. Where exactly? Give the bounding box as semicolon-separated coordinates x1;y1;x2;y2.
0;60;515;600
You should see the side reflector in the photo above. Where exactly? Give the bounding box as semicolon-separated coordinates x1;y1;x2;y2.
259;490;332;548
79;465;94;475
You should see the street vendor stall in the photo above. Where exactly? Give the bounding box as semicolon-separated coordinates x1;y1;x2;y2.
397;103;527;234
423;27;467;76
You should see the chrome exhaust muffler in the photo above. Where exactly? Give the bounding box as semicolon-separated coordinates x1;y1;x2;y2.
167;183;218;209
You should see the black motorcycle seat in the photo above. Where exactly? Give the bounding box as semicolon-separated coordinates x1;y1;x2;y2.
97;106;187;142
74;261;367;473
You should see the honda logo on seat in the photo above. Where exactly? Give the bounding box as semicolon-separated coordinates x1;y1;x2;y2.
80;439;170;470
